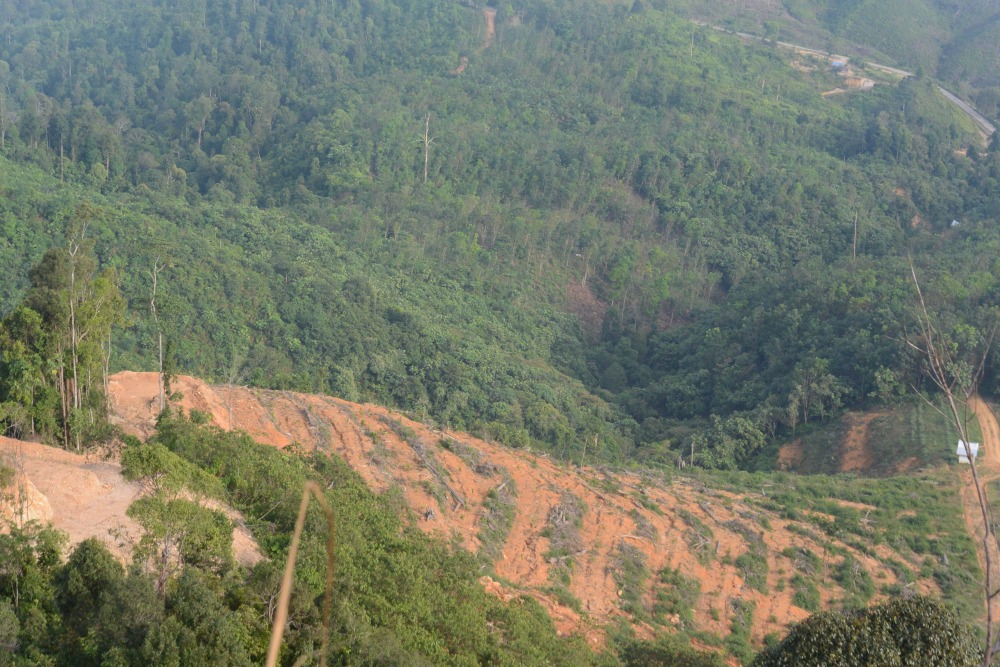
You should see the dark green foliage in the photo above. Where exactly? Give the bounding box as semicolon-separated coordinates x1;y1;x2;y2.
142;569;252;667
152;410;601;665
752;596;980;667
0;413;610;666
619;634;725;667
54;538;123;643
0;220;125;449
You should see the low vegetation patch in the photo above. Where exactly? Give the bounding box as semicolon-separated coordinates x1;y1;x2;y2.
653;567;701;627
609;541;649;620
543;491;587;586
678;508;716;565
477;477;517;566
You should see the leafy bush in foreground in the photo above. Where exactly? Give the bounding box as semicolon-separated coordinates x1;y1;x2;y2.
752;596;979;667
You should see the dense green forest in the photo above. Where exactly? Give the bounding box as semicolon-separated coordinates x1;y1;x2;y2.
0;0;998;470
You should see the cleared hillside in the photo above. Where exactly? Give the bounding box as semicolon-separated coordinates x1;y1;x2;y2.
105;371;980;654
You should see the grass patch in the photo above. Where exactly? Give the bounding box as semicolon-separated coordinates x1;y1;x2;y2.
440;437;502;476
724;598;756;664
544;584;584;613
734;550;769;594
833;555;876;607
678;508;716;565
790;574;820;612
477;478;517;566
628;508;659;542
543;491;587;586
653;567;701;627
609;541;649;621
768;397;984;476
694;467;981;621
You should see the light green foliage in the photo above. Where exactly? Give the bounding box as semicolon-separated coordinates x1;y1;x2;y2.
735;549;769;594
725;598;757;664
711;468;981;620
678;508;716;565
610;541;650;620
834;555;876;607
544;491;587;586
126;495;234;580
477;478;518;566
120;442;225;498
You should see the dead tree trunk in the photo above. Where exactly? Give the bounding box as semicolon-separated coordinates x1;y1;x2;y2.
420;113;434;184
908;258;999;666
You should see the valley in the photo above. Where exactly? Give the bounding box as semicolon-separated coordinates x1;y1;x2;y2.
0;0;999;664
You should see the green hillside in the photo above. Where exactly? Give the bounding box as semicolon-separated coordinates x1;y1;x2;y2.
678;0;1000;109
0;0;998;469
0;0;998;663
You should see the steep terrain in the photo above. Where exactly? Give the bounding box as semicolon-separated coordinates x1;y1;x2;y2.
0;434;263;566
106;371;955;646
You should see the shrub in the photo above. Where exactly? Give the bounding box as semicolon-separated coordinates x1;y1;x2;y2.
752;596;979;667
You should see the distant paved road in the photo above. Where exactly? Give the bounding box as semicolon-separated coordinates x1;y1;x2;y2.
695;21;996;140
937;86;996;138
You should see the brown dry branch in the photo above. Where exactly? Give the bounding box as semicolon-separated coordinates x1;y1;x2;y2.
908;258;999;666
265;481;336;667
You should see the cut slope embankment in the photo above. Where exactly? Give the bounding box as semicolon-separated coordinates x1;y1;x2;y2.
0;433;263;567
107;371;945;645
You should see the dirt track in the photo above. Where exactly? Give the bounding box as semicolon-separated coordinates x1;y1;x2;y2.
963;395;1000;619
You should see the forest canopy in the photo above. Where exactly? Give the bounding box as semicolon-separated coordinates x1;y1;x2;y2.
0;0;997;469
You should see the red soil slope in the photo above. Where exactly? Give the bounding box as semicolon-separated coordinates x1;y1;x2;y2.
0;434;262;566
105;371;940;647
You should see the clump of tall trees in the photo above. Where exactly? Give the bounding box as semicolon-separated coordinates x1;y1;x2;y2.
0;205;125;449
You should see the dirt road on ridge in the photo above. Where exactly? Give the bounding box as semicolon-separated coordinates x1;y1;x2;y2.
961;395;1000;618
694;21;996;142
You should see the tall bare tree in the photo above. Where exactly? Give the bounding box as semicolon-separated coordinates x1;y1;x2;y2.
418;113;434;184
907;258;999;666
149;258;165;412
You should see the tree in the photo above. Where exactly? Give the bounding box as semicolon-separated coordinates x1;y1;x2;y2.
787;357;845;426
0;208;125;449
752;596;979;667
127;495;233;594
907;259;1000;666
55;538;125;652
